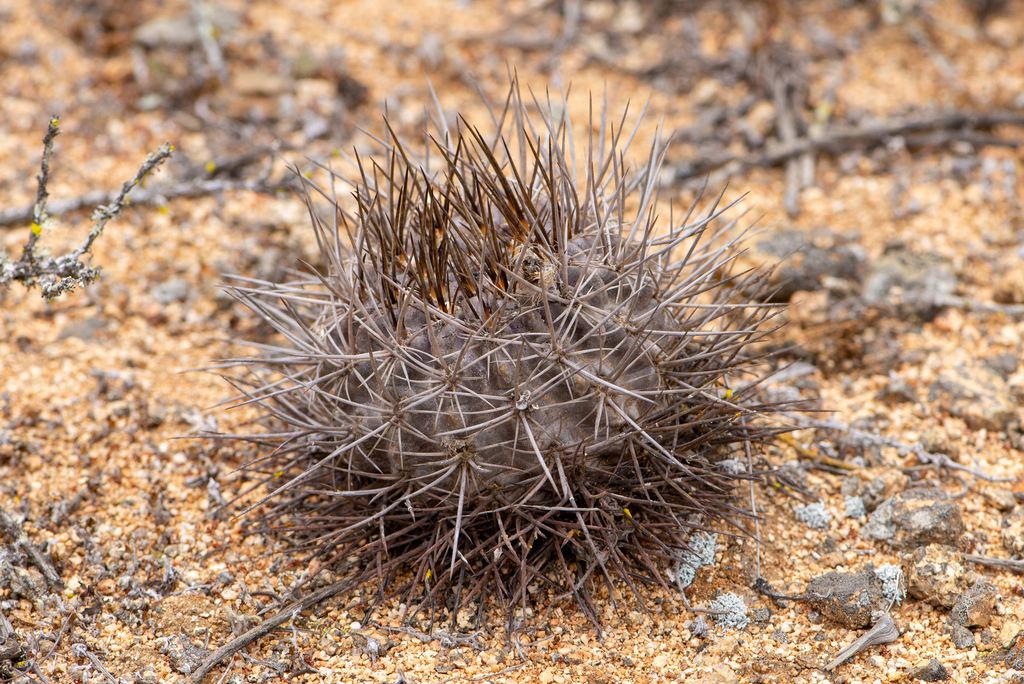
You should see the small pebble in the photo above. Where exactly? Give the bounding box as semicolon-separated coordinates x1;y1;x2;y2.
982;486;1017;512
903;544;971;608
951;580;999;628
1001;507;1024;554
949;623;976;650
910;658;949;682
1000;621;1021;649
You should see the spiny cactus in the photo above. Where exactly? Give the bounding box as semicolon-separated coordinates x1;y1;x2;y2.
221;83;786;629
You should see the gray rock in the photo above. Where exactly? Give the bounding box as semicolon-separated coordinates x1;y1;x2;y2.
862;246;956;320
985;351;1019;379
951;580;999;628
137;93;165;112
980;486;1017;513
162;634;210;676
876;371;917;404
949;623;975;650
862;487;965;550
2;565;47;601
804;565;888;629
842;469;909;512
57;316;108;341
928;363;1016;432
16;37;39;62
919;428;960;461
1002;506;1024;554
755;229;864;303
152;277;191;305
302;114;330;140
910;658;949;682
902;544;971;608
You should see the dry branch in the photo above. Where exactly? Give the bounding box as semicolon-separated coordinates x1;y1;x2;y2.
190;579;348;683
966;554;1024;573
670;110;1024;184
0;509;64;592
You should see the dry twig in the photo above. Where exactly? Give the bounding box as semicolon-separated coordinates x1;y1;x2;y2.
804;418;1015;483
0;509;64;592
0;146;288;228
670;110;1024;184
190;579;348;683
965;554;1024;573
771;77;802;217
71;644;119;684
190;0;228;83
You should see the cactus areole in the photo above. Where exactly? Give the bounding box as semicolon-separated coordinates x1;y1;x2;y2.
224;83;786;628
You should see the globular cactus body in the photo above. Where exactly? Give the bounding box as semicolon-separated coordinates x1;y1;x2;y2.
226;84;783;626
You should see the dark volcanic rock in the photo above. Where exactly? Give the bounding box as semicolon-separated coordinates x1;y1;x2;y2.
949;623;976;650
909;658;949;682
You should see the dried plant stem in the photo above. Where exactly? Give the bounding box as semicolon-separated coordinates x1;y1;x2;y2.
671;109;1024;184
190;579;348;683
965;554;1024;573
0;509;64;592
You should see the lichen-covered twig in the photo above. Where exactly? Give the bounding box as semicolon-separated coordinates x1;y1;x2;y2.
0;117;173;300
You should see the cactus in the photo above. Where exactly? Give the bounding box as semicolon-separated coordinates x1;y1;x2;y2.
222;83;785;628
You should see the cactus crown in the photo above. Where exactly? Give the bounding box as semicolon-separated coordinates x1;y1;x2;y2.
223;82;785;630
